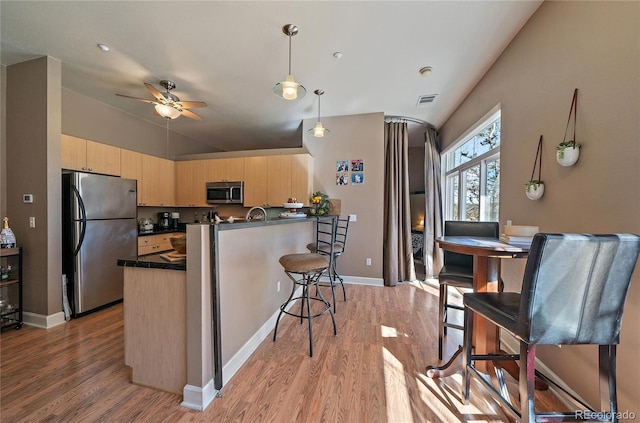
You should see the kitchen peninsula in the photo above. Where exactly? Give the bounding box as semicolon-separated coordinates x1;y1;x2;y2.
118;216;330;410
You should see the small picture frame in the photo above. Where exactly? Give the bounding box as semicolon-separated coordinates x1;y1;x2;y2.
336;173;349;186
336;160;349;172
351;172;364;185
351;159;364;172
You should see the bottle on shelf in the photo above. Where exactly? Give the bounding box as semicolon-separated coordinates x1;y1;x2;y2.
1;217;16;248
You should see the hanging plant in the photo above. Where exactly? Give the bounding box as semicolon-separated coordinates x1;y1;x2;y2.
556;88;581;166
525;135;545;201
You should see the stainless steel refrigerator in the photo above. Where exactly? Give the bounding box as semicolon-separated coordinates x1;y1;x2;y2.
62;172;137;316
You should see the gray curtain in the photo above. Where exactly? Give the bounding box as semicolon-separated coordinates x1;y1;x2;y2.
383;122;416;286
423;128;443;278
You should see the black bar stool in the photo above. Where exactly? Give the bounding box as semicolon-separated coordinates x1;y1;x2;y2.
274;252;337;357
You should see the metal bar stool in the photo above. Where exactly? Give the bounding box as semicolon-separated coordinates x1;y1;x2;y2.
307;216;350;312
274;252;337;357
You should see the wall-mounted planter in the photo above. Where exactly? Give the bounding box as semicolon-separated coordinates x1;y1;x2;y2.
556;145;580;166
525;181;545;201
557;89;581;167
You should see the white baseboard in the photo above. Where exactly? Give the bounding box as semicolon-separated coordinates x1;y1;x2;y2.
181;379;217;411
22;311;66;329
319;275;384;287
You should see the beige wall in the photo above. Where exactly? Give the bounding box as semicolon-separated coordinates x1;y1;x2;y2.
439;1;640;410
6;57;62;315
302;112;385;281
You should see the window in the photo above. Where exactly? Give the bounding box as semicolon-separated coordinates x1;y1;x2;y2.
443;108;500;222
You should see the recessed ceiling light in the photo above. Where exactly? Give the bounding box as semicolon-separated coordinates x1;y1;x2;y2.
419;66;433;76
333;52;343;59
97;43;110;52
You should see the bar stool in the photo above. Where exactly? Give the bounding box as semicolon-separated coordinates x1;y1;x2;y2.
274;252;337;357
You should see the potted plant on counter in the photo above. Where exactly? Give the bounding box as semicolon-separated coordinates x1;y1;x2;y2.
309;191;330;215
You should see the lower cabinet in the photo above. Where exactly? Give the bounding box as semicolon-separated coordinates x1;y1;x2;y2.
138;234;174;256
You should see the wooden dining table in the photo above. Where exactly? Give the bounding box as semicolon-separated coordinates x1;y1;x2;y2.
427;236;530;380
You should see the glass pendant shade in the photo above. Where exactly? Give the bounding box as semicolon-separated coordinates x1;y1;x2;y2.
308;89;329;137
274;74;305;100
311;121;329;137
274;24;305;100
155;103;181;119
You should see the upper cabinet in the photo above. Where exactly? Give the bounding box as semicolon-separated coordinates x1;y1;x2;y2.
140;155;175;207
61;134;121;176
207;158;245;182
243;156;268;207
175;160;208;207
61;136;312;208
243;154;313;207
175;158;246;207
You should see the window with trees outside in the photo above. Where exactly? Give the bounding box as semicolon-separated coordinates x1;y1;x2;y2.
443;108;500;222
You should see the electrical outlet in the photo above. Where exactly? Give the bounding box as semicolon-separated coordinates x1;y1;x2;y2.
29;217;36;228
277;280;281;292
366;258;372;266
349;214;357;222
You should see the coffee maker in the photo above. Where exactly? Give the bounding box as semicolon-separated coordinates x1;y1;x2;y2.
157;212;170;229
170;212;180;230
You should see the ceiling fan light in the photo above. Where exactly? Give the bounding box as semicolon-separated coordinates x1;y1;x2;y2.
155;103;181;119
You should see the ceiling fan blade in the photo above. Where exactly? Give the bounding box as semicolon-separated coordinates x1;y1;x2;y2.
175;101;207;109
115;93;157;104
144;83;166;102
180;109;203;120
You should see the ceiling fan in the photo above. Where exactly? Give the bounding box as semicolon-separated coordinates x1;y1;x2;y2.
116;80;207;120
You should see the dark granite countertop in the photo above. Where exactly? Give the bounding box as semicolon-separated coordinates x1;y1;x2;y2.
138;227;187;237
211;215;334;231
117;253;186;271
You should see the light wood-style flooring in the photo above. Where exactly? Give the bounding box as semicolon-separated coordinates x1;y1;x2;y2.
1;281;567;422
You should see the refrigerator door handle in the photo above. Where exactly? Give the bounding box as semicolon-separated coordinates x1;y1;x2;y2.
72;185;87;257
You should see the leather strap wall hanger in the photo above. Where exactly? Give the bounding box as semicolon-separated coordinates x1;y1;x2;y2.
557;88;581;166
526;135;545;200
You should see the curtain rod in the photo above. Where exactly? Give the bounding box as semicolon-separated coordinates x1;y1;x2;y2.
384;115;435;130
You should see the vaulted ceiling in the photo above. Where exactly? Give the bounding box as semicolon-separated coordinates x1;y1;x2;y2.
1;1;542;152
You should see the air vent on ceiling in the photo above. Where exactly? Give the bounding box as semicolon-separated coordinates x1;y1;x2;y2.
417;94;437;106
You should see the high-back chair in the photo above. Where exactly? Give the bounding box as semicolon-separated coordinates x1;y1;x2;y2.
307;216;350;312
462;233;640;422
438;221;499;360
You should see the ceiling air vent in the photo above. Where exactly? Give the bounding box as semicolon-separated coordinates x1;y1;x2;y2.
417;94;437;106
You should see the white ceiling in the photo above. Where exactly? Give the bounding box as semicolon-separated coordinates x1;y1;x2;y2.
1;1;541;152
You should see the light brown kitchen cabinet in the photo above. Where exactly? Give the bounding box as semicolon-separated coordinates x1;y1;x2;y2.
243;154;313;207
267;155;292;207
243;156;268;207
207;158;245;182
175;160;209;207
291;154;313;205
120;149;142;181
137;234;174;256
61;134;121;176
140;155;175;207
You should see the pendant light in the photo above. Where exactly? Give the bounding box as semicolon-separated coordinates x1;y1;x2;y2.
273;24;306;100
308;89;330;137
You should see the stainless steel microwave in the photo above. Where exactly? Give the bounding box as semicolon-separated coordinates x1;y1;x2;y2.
206;181;244;204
